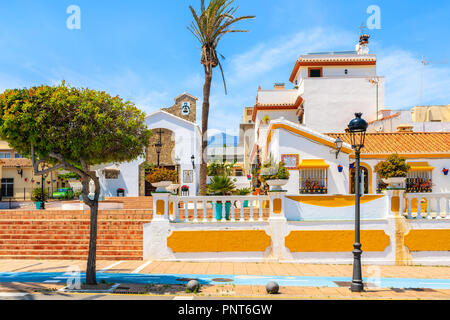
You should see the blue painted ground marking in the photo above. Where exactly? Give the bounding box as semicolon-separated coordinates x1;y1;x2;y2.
0;272;449;290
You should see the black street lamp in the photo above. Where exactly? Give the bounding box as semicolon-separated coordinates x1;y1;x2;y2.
155;129;163;167
347;112;368;292
191;155;195;169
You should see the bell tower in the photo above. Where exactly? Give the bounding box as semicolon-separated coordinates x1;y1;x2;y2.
162;93;198;123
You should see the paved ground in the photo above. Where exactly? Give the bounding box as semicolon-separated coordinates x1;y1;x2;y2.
0;259;449;300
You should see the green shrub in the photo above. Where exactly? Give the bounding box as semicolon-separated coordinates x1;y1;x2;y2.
207;160;236;176
234;187;252;195
31;187;48;202
207;176;235;195
260;161;290;182
374;154;410;179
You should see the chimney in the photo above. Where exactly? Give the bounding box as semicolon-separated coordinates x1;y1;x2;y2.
356;34;370;55
274;83;285;90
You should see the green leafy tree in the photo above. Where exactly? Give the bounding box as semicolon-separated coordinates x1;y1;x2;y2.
188;0;255;195
207;175;235;195
374;154;410;178
0;83;151;285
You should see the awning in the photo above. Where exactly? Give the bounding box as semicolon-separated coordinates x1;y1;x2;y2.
407;162;434;171
298;159;330;169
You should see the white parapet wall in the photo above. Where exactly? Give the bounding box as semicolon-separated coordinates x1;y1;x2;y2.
284;194;387;221
142;193;450;266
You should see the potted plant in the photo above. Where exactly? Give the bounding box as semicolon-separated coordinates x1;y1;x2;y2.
374;154;410;189
443;168;449;176
337;165;343;172
207;175;235;220
32;187;48;209
145;167;178;193
260;161;290;192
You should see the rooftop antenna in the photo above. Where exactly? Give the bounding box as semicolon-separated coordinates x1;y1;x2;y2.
420;56;449;105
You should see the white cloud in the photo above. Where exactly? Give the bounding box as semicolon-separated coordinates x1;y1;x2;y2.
377;48;450;109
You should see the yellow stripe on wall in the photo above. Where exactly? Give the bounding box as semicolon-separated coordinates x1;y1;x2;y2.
404;229;450;251
286;195;383;207
167;230;271;253
285;230;390;252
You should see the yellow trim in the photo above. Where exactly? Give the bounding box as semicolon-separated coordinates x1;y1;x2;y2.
286;195;383;207
298;159;330;169
404;229;450;251
273;198;282;214
167;230;271;253
265;123;353;160
407;162;434;171
349;162;373;194
156;200;165;216
285;230;390;252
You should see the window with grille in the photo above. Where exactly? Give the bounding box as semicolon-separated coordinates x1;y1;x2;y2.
406;171;432;193
299;168;328;194
0;152;11;158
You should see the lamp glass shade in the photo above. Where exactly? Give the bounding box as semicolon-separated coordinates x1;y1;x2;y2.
334;137;343;150
347;113;368;148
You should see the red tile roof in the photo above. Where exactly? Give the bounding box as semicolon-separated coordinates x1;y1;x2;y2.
1;158;33;168
326;132;450;155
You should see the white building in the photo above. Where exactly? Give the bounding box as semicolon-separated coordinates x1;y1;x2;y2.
246;35;450;197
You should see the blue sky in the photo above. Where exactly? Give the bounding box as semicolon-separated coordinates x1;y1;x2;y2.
0;0;449;135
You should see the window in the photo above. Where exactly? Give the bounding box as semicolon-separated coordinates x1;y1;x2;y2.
308;68;322;78
14;153;22;158
0;152;11;158
345;69;348;75
1;178;14;197
299;168;328;194
406;171;432;193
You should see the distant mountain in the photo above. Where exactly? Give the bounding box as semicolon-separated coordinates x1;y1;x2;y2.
207;133;238;147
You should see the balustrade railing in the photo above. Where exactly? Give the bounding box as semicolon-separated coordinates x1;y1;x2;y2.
404;193;450;219
169;195;270;223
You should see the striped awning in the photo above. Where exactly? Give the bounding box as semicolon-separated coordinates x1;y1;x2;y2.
407;162;434;171
298;159;330;169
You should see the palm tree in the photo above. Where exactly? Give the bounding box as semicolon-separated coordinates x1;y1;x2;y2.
188;0;255;195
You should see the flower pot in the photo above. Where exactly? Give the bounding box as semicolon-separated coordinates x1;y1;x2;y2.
266;179;289;192
338;166;343;173
382;177;406;189
243;200;249;208
215;202;231;220
151;181;172;193
443;169;449;176
35;202;42;210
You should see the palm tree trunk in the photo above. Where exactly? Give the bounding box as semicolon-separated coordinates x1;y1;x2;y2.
199;65;213;195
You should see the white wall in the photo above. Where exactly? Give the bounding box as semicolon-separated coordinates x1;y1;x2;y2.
302;77;385;133
266;125;350;195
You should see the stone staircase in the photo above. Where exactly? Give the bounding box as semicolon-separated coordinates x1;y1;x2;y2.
0;209;152;260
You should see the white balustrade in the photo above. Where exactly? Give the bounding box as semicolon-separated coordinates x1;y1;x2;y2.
168;195;270;223
405;193;450;219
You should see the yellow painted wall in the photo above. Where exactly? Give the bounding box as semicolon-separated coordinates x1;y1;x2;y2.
404;229;450;251
285;230;390;252
1;167;59;200
167;230;271;253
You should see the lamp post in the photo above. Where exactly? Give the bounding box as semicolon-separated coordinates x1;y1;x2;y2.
155;129;163;167
191;155;195;169
347;112;368;292
175;156;181;196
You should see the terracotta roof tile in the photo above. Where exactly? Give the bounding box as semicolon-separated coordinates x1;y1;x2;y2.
367;112;400;124
1;158;33;168
326;132;450;155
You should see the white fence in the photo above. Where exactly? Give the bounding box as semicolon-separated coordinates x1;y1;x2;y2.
169;195;270;223
405;193;450;219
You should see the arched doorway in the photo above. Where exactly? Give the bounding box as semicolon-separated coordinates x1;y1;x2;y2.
139;128;178;196
350;166;369;195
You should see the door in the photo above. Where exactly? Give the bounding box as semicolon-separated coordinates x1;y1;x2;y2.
144;166;178;196
1;178;14;198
